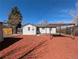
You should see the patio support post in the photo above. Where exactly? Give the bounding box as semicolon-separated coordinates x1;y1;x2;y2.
73;25;75;39
49;28;52;39
45;27;47;35
71;24;75;39
60;26;61;35
65;26;67;35
70;27;72;36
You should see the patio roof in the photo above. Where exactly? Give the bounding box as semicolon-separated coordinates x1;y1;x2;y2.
36;23;75;28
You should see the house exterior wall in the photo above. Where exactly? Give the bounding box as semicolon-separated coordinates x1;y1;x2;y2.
23;24;36;35
39;28;47;34
23;24;57;35
3;28;12;36
0;22;3;42
51;28;56;34
39;28;56;34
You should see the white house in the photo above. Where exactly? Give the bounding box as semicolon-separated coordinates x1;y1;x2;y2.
23;24;37;35
22;24;57;35
37;24;56;34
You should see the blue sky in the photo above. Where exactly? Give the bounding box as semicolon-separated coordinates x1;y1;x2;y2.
0;0;77;24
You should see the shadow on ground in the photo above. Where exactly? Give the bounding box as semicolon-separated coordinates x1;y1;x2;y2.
0;37;22;51
52;34;65;37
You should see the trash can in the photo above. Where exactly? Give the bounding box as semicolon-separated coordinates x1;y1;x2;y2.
0;22;3;42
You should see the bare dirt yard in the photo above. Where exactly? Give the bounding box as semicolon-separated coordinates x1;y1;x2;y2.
0;35;78;59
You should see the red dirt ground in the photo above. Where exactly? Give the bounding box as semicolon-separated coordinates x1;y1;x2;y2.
0;35;78;59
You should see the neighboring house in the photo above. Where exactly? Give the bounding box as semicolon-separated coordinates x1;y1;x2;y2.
22;24;37;35
3;23;13;37
0;22;3;42
22;24;57;35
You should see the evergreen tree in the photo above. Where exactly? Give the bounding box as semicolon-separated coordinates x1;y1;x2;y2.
7;6;22;34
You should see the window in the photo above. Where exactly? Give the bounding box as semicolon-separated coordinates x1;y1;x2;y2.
28;27;30;31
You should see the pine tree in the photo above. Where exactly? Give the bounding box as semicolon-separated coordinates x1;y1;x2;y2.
7;6;22;34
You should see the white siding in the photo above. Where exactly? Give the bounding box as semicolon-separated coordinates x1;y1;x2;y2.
39;28;56;34
51;28;56;34
22;24;57;35
39;28;46;34
23;24;36;35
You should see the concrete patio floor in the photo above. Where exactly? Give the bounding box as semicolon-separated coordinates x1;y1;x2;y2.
0;35;78;59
